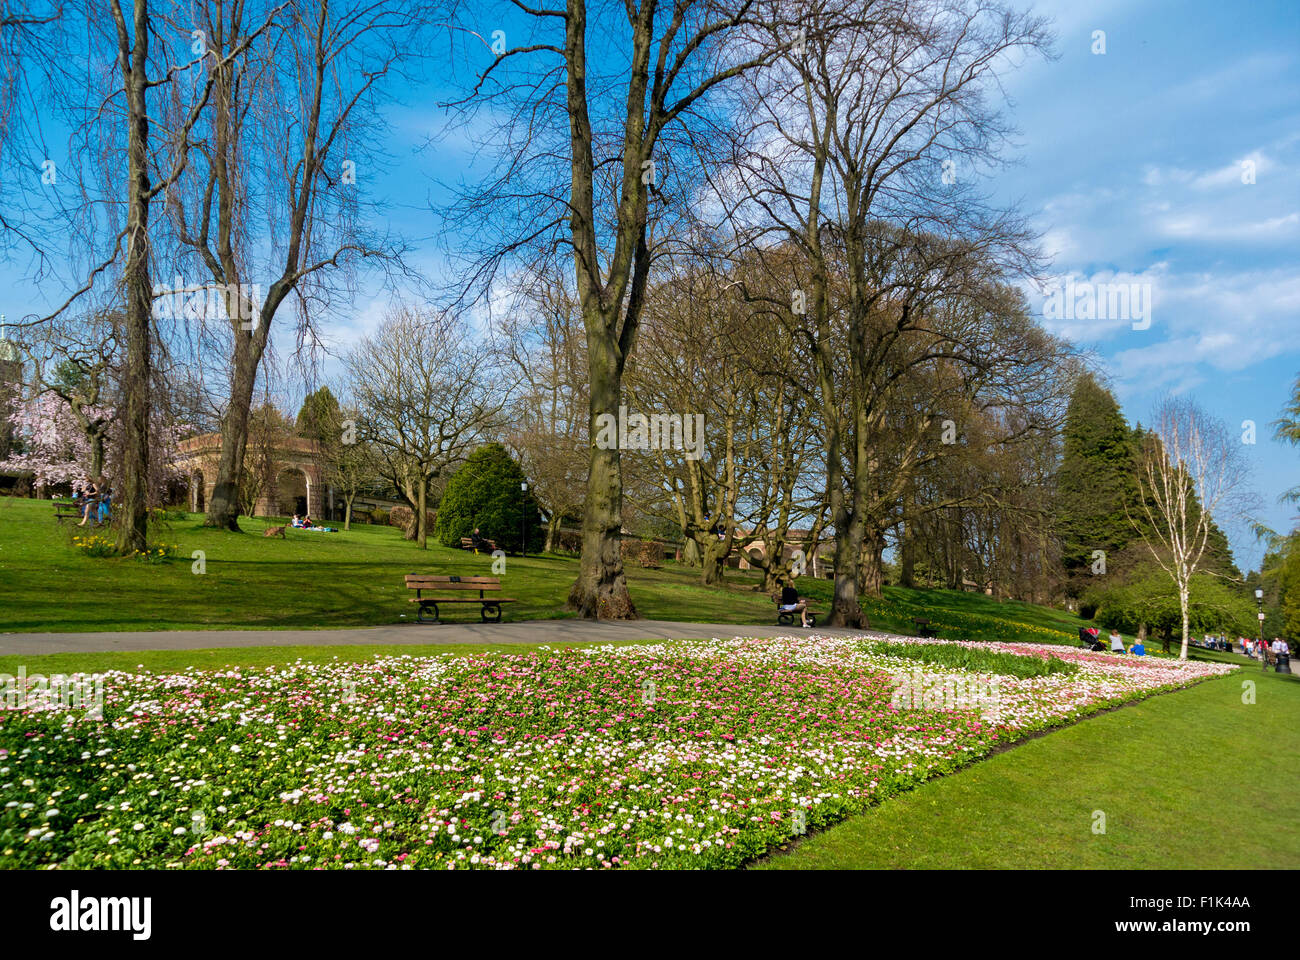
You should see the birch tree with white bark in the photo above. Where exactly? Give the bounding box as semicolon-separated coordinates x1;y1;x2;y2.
1132;397;1251;660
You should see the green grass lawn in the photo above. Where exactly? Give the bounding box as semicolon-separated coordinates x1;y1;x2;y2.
0;496;786;631
758;665;1300;869
0;495;1096;644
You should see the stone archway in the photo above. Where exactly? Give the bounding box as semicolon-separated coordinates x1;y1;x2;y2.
174;433;325;519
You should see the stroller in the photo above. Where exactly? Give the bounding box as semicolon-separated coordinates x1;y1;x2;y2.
1078;626;1104;652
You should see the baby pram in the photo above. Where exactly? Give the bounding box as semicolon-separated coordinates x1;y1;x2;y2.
1078;626;1104;651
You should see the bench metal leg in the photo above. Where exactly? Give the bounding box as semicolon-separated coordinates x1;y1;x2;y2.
417;601;441;624
481;602;502;623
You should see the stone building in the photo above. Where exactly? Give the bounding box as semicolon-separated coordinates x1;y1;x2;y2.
175;433;327;518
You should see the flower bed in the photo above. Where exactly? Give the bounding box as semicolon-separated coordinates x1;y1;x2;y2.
0;636;1235;870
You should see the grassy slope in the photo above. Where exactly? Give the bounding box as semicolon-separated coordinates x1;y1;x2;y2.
759;665;1300;869
0;496;1088;643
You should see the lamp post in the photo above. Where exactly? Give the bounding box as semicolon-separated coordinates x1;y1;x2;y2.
520;481;528;559
1256;588;1266;673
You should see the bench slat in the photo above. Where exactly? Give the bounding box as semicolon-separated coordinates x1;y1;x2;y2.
406;583;502;589
405;575;501;584
409;597;517;604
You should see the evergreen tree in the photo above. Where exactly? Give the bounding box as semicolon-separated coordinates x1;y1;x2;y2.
436;443;544;554
1055;373;1138;584
296;386;343;443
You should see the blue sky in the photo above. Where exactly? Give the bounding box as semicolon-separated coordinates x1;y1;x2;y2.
4;0;1298;569
991;0;1300;567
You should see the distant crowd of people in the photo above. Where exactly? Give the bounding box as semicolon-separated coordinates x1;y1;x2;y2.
1080;627;1293;662
1217;635;1291;663
1195;634;1291;660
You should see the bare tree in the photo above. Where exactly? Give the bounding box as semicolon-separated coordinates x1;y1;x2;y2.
723;0;1051;624
496;268;590;552
344;305;502;549
19;0;280;552
161;0;417;532
1132;398;1252;660
442;0;778;617
626;253;826;586
324;409;377;531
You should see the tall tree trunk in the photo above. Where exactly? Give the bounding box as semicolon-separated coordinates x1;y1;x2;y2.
114;0;151;555
859;525;885;599
205;337;260;530
545;514;560;553
1178;578;1190;660
568;330;635;619
89;429;107;480
899;499;915;588
829;527;864;626
417;479;428;550
699;534;727;585
343;497;353;531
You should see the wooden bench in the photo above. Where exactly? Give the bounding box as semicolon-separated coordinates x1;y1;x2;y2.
459;536;497;553
406;574;516;623
912;618;937;638
774;596;817;628
53;500;83;523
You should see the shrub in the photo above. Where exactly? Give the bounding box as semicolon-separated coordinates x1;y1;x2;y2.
435;443;543;553
638;541;661;568
388;504;435;541
369;507;389;526
388;504;410;525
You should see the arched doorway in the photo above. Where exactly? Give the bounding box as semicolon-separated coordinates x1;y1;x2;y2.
276;467;309;517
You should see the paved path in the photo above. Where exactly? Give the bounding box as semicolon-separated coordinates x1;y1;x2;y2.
0;619;879;656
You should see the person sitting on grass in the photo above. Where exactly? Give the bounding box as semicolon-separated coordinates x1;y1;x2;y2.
1109;629;1126;654
775;578;812;628
1130;638;1146;656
